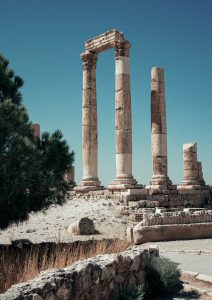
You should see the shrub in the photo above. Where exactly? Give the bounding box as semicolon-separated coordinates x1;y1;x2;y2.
120;285;145;300
145;255;181;297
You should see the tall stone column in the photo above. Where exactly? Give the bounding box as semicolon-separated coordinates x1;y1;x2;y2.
108;40;136;190
182;143;199;185
77;51;101;191
150;67;172;188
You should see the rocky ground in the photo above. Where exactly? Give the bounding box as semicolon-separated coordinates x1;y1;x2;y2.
0;195;132;244
1;195;212;299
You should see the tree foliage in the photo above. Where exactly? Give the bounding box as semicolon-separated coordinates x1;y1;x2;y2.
0;55;75;229
0;55;23;105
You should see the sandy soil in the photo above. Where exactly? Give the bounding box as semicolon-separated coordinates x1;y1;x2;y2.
0;196;132;244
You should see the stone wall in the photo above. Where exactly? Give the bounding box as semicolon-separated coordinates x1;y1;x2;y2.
141;210;212;226
127;210;212;244
0;247;158;300
130;223;212;245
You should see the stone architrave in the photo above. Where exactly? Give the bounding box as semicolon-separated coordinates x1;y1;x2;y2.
33;124;40;138
150;67;172;188
75;30;138;192
182;143;199;185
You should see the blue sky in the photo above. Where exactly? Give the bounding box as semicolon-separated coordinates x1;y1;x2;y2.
1;0;211;185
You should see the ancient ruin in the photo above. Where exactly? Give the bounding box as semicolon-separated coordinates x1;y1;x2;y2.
74;29;211;218
150;67;173;189
75;30;137;192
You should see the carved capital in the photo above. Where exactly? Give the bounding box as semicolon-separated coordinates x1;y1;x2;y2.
81;51;98;70
114;40;131;59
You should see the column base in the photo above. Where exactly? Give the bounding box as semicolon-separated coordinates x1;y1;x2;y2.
108;176;137;191
74;178;104;193
150;175;175;190
182;179;201;186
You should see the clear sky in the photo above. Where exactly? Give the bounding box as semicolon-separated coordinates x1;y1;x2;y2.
1;0;211;186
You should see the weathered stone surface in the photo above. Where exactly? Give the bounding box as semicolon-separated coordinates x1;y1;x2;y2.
77;30;137;192
131;222;212;244
67;217;96;235
128;210;212;244
150;67;172;188
76;48;101;192
1;247;158;300
182;143;199;186
85;29;124;53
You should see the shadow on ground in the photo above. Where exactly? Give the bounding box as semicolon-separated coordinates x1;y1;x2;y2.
153;289;201;300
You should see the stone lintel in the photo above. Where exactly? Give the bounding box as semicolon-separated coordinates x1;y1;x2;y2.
85;29;124;53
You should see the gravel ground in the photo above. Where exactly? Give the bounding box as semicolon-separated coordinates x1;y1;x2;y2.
143;239;212;254
1;195;212;257
0;196;132;244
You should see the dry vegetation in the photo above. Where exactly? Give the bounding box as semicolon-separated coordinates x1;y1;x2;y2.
0;238;129;293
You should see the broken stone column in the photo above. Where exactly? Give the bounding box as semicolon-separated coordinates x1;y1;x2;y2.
77;51;101;191
150;67;172;188
182;143;199;185
197;161;205;186
108;40;137;190
33;124;40;138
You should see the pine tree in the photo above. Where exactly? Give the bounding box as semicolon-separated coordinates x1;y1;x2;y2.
0;55;75;229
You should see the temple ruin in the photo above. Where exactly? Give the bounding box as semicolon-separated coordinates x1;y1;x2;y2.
75;30;137;192
74;29;211;210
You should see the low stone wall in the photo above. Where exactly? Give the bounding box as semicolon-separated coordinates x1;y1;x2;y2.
0;247;158;300
141;210;212;226
129;223;212;245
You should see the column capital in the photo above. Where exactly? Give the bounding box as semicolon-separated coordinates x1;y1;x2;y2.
81;51;98;71
114;40;131;59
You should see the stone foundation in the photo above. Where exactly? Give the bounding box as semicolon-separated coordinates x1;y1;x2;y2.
127;210;212;244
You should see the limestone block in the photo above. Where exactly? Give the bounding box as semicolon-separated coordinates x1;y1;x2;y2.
82;107;97;127
82;126;98;150
151;134;167;156
151;114;167;134
116;153;132;177
82;89;96;107
115;108;131;130
85;29;124;52
116;129;132;154
115;90;131;110
151;67;165;82
115;74;130;92
196;274;212;284
67;217;96;235
115;57;130;75
184;161;198;170
82;149;98;179
83;69;96;89
183;143;197;153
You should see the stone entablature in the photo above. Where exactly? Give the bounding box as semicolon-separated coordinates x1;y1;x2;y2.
85;29;124;53
1;247;158;300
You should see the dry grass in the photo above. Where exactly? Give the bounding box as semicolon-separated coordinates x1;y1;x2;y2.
0;238;129;293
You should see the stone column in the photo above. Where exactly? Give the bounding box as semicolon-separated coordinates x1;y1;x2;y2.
182;143;199;185
77;51;101;191
108;40;136;190
197;162;205;186
150;67;172;188
33;124;40;138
